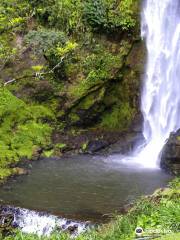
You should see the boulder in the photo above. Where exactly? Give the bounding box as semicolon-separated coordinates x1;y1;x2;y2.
161;131;180;175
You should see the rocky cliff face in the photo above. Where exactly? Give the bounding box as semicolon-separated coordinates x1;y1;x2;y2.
0;0;144;133
1;34;145;131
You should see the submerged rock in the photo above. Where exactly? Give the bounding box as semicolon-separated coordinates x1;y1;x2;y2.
161;130;180;175
0;205;91;237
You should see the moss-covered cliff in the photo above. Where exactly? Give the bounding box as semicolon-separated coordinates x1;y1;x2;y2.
0;0;144;180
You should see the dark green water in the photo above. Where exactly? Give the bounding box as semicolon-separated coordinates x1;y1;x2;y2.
0;155;172;222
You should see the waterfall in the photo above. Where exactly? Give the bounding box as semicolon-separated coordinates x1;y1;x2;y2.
117;0;180;169
135;0;180;168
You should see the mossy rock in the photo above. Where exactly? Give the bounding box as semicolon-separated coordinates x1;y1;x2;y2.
66;87;106;127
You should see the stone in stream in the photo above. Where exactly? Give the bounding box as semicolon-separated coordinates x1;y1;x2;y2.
0;205;91;237
67;224;78;234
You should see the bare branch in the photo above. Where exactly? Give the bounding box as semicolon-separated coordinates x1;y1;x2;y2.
4;79;16;86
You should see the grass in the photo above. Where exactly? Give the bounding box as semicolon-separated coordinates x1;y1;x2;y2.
1;178;180;240
157;233;180;240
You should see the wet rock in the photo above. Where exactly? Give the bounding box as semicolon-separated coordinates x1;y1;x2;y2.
100;132;144;156
67;224;78;234
86;140;109;154
161;131;180;175
13;168;28;176
32;147;43;160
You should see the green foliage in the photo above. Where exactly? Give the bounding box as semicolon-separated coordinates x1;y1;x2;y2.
0;0;31;71
25;29;70;79
117;0;138;30
31;65;44;73
56;41;78;57
0;0;29;33
43;149;54;158
28;0;139;34
0;88;54;178
157;233;180;240
0;35;17;67
25;30;67;54
83;0;139;32
83;0;107;30
168;177;180;189
29;0;83;34
81;142;88;151
55;143;67;149
70;47;124;97
54;143;67;155
0;168;12;181
25;30;79;80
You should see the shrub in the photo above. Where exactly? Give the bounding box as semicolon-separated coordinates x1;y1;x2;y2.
25;30;67;54
83;0;107;30
0;0;30;33
83;0;139;32
29;0;83;34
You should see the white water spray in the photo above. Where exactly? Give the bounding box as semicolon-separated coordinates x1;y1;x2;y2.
134;0;180;168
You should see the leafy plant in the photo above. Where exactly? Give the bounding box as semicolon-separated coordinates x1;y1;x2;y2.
83;0;107;30
29;0;83;34
55;143;67;149
25;30;67;54
56;41;78;57
83;0;139;32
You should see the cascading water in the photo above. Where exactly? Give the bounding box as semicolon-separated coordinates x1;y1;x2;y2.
133;0;180;168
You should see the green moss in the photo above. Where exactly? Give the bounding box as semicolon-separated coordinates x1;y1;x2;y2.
101;102;135;130
0;88;54;180
176;136;180;141
79;95;96;110
57;110;65;118
0;168;12;182
43;149;54;158
69;113;80;122
55;143;67;149
78;88;105;110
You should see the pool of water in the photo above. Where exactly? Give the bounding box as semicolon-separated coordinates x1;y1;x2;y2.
0;155;172;222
